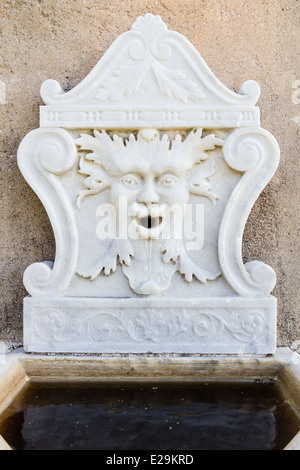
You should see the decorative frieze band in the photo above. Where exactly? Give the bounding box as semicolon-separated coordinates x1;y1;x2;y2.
40;106;260;129
24;296;276;354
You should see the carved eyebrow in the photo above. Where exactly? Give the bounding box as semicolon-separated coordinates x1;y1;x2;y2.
105;158;191;179
107;160;151;176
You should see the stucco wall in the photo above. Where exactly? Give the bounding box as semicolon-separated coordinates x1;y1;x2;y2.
0;0;299;350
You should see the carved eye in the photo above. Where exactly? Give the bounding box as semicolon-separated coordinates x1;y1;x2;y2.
120;174;141;188
158;174;178;188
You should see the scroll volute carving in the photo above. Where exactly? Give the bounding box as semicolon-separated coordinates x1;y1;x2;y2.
18;129;78;297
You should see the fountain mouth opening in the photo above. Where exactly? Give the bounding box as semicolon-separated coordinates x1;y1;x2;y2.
138;216;163;229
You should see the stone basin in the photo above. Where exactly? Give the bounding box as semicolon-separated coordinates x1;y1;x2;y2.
0;347;299;450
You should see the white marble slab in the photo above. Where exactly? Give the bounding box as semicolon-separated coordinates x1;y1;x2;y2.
18;14;279;354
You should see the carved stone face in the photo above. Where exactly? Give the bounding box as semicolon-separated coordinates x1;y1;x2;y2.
77;128;220;238
76;128;222;294
109;162;189;240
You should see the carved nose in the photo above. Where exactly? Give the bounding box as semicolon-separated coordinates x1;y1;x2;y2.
138;181;159;205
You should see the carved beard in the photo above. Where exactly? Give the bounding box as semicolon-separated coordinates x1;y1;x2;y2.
120;202;180;295
117;202;220;295
122;238;177;295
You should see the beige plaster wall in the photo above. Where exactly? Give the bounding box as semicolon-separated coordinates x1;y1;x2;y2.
0;0;299;350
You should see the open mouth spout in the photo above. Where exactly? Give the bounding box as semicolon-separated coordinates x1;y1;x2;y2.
129;204;165;239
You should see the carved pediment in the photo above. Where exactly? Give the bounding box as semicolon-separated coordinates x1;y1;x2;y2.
40;13;260;129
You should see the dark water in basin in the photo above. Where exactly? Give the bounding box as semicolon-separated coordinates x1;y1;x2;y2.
0;381;299;450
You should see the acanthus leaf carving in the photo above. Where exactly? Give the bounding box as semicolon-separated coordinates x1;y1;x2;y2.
188;158;217;205
96;57;204;104
76;128;222;294
95;13;205;103
77;155;111;209
150;60;205;103
77;239;133;280
177;249;221;284
96;61;148;102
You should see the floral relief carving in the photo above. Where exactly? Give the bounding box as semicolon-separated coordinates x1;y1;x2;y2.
88;310;187;343
33;307;268;347
193;311;267;343
96;14;204;103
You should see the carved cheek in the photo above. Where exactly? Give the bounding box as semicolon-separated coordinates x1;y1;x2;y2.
109;183;138;206
159;185;189;205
